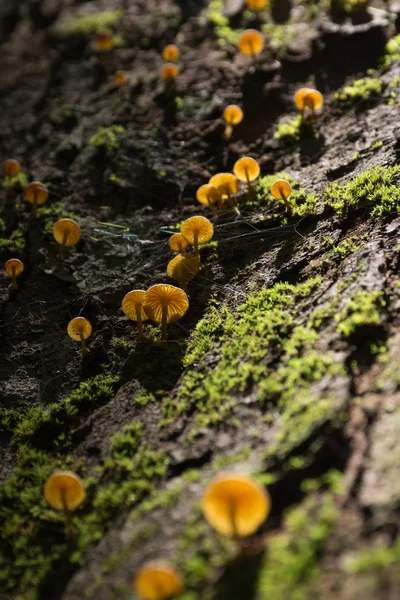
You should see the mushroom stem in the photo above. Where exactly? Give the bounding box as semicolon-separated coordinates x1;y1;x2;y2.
229;499;238;540
6;177;12;195
32;189;38;218
193;230;199;255
58;231;69;259
135;304;145;340
161;299;168;341
61;489;74;536
10;267;17;290
245;169;253;199
223;125;233;141
79;330;87;355
280;191;292;214
180;280;188;293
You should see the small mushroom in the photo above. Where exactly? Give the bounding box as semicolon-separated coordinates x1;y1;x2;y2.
246;0;268;11
67;316;92;355
233;157;260;194
4;258;24;290
143;284;189;341
53;218;81;259
134;560;183;600
44;471;85;536
114;70;128;86
169;233;189;254
239;29;264;61
3;159;21;192
122;289;148;340
196;184;220;208
294;87;324;122
201;473;271;538
209;173;239;210
25;181;48;218
180;216;214;254
162;44;180;62
167;253;200;292
223;105;244;141
95;31;114;52
271;179;292;213
162;63;179;81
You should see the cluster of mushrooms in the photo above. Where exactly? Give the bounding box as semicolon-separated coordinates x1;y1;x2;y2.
43;469;270;599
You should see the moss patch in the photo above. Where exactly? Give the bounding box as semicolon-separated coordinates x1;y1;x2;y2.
274;115;302;143
57;10;123;36
334;77;383;108
255;172;318;217
335;290;385;337
90;126;125;153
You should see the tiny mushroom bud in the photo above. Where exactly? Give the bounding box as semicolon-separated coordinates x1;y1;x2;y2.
180;215;214;254
271;179;292;213
239;29;264;60
44;471;85;536
67;316;92;355
95;31;114;52
122;289;148;340
114;70;128;86
209;173;239;210
162;44;180;62
294;87;324;121
233;157;260;194
201;473;271;538
196;184;220;208
53;218;81;258
3;159;21;191
223;104;243;140
25;181;48;218
169;233;189;254
167;253;200;292
143;284;188;341
246;0;268;10
5;258;24;290
162;63;179;81
134;560;183;600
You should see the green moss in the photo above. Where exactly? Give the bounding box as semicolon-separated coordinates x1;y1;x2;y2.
255;172;318;217
344;539;400;574
0;222;26;253
40;202;78;235
336;290;385;337
274;115;302;143
383;34;400;67
332;235;365;258
261;23;297;56
1;171;28;190
90;125;125;153
207;0;242;47
334;77;383;108
370;140;383;152
324;165;400;217
57;10;123;36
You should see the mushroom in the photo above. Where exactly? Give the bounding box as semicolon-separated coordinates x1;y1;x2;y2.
209;173;239;210
95;31;114;52
3;159;21;192
143;284;189;341
162;44;180;62
239;29;264;61
246;0;268;11
134;560;183;600
196;184;220;208
180;216;214;254
4;258;24;290
270;179;292;213
53;218;81;259
233;157;260;194
162;63;179;81
169;233;189;254
167;253;201;292
122;289;148;340
44;471;85;536
67;316;92;355
294;87;324;122
223;105;244;141
114;70;128;86
25;181;48;218
201;473;271;538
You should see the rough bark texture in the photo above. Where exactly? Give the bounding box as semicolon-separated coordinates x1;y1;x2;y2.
2;1;400;599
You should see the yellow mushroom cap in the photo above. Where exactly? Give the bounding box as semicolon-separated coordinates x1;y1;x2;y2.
246;0;268;10
196;184;220;206
143;284;189;324
181;216;214;246
233;157;261;183
53;219;81;247
114;70;128;85
162;63;179;80
25;181;48;206
95;31;114;52
239;29;264;56
223;105;243;127
44;471;85;511
67;317;92;341
162;44;180;62
304;89;324;110
3;159;21;178
271;179;292;200
167;253;200;284
209;173;239;199
5;258;24;277
122;290;148;322
134;560;183;600
201;473;271;537
169;233;189;253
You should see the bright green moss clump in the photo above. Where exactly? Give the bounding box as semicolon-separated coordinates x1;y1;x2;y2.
90;125;125;153
383;34;400;67
334;77;383;108
256;172;318;217
57;10;123;36
274;115;302;143
325;165;400;217
207;0;242;46
336;290;385;337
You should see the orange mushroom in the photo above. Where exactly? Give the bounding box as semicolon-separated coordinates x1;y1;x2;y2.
233;157;260;193
4;258;24;290
25;181;48;218
180;216;214;254
162;44;180;62
134;560;183;600
167;253;200;292
196;184;220;208
239;29;264;60
67;316;92;355
223;105;244;141
95;31;114;53
294;88;324;121
246;0;268;11
209;173;239;210
3;159;21;192
122;289;148;340
143;284;188;341
162;63;179;81
169;233;189;254
201;473;271;538
44;471;85;536
114;70;128;86
53;218;81;258
271;179;292;212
